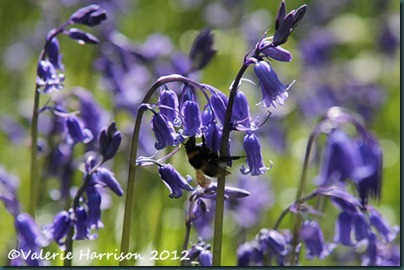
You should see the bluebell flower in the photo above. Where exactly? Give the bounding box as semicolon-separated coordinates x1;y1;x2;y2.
179;84;196;108
74;88;106;140
368;206;398;243
50;210;73;246
74;207;91;240
258;40;292;62
15;213;49;249
362;232;378;266
181;100;202;137
158;164;194;198
36;60;65;93
299;220;333;260
353;134;383;206
316;129;362;185
334;211;354;246
258;228;289;257
192;199;215;239
69;4;107;26
85;185;104;229
188;198;207;222
14;213;48;266
353;212;369;242
186;240;212;266
95;168;124;196
378;244;400;266
237;241;264;266
378;20;399;57
158;88;180;126
47;143;72;178
98;122;122;161
0;166;20;216
201;105;221;153
254;61;294;108
46;37;64;70
64;116;94;145
199;249;213;266
190;28;216;71
150;112;182;150
232;90;253;129
209;90;228;126
67;28;99;45
241;133;269;176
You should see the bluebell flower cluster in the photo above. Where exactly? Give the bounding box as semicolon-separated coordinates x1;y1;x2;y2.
45;122;123;248
236;106;398;266
185;182;250;239
36;4;106;94
185;239;213;266
0;167;50;266
237;228;293;266
316;125;382;207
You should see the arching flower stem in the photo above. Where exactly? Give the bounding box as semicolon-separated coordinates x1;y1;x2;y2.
119;74;203;266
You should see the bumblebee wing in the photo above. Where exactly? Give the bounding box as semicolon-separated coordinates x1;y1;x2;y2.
200;159;231;177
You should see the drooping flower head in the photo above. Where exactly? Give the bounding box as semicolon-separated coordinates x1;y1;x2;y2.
334;211;354;247
353;133;383;207
0;166;20;216
150;110;183;150
237;241;264;266
36;60;65;93
232;90;253;129
158;87;180;126
14;213;49;266
46;37;64;70
299;220;334;260
186;239;212;266
241;133;270;176
49;210;73;247
85;185;104;230
64;115;94;145
189;28;216;71
254;61;294;108
158;163;194;198
316;129;362;186
181;100;202;137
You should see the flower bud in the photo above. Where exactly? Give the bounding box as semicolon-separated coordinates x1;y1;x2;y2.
69;5;107;26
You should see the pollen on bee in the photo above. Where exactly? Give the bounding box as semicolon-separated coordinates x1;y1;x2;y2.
195;169;211;188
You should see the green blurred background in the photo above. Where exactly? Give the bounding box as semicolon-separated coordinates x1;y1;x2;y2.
0;0;400;266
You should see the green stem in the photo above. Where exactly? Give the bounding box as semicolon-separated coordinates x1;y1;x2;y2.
213;63;250;266
119;75;203;266
28;22;71;219
289;128;319;265
273;191;318;230
29;88;40;218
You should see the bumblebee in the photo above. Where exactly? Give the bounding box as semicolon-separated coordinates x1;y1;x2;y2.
185;136;244;187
